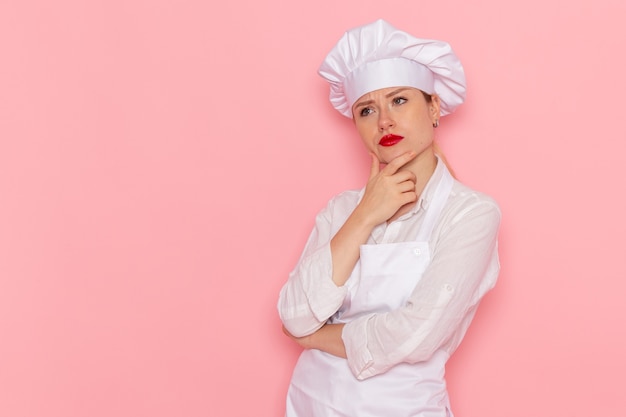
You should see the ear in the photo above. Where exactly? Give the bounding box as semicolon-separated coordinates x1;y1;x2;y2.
429;95;442;123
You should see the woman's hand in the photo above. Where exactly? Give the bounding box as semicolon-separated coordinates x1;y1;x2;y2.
327;150;418;287
282;324;347;359
356;151;418;226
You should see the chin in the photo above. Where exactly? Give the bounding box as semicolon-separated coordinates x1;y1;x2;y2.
379;146;407;162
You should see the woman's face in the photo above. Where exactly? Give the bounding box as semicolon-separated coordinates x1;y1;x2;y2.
352;87;441;165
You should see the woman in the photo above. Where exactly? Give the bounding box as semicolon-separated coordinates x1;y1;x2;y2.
278;19;500;417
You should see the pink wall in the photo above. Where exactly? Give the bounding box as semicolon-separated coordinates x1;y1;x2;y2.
1;1;625;416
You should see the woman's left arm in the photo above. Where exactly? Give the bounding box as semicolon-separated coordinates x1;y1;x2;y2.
342;197;501;379
283;323;347;359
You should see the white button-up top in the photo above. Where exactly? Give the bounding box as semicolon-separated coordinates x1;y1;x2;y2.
278;160;501;379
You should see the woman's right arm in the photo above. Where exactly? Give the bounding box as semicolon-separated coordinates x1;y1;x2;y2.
279;151;418;337
277;202;350;337
329;151;418;287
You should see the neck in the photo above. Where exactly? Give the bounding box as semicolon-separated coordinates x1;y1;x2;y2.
404;147;438;196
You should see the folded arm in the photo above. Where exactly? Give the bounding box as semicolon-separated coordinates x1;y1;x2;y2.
343;198;501;379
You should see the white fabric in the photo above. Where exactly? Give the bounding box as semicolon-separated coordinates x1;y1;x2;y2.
278;158;500;393
286;166;456;417
283;164;462;416
344;58;434;109
318;19;466;118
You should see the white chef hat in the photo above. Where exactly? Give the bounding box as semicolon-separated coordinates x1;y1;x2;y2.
318;19;466;118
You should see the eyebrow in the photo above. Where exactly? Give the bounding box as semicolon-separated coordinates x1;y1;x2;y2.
353;88;411;109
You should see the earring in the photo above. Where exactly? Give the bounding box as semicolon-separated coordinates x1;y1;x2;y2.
433;119;439;128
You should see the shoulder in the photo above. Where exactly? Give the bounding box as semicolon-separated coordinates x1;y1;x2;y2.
443;180;501;227
314;188;363;228
318;188;363;213
449;180;500;209
328;188;363;207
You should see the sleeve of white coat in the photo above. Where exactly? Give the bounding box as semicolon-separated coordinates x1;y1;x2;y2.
342;197;501;380
278;199;349;337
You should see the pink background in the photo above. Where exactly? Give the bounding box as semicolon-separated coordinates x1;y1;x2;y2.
1;1;625;416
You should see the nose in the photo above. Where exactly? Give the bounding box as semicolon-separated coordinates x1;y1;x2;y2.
378;107;394;131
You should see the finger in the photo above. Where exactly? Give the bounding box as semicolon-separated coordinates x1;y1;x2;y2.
397;179;417;193
368;153;380;180
382;151;417;175
392;170;417;184
400;191;418;205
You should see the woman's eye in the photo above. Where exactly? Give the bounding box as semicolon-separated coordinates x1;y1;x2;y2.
359;107;373;117
393;97;407;105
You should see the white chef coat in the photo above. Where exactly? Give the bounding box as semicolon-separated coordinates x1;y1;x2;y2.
278;158;500;410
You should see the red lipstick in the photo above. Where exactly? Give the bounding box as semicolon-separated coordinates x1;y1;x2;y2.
379;134;404;147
